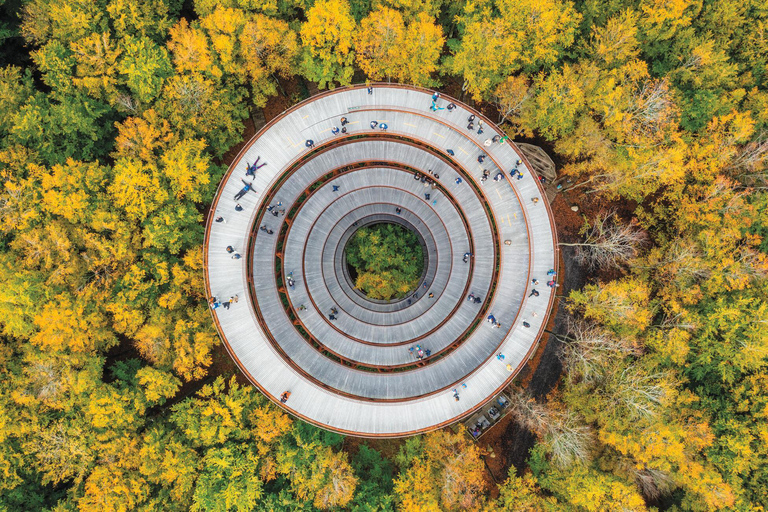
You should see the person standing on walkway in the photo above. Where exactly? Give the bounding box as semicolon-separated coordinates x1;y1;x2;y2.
305;139;314;148
370;120;378;129
529;289;539;297
332;126;340;135
234;179;254;201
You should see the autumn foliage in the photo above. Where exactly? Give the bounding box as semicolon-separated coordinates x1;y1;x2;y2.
0;0;767;508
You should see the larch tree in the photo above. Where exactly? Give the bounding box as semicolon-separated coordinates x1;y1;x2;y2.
239;15;300;107
401;13;445;86
449;0;580;100
300;0;356;89
394;430;488;511
355;7;406;82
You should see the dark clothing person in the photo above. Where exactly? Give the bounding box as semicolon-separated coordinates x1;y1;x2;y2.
332;185;340;192
226;246;234;253
305;139;314;148
477;154;485;163
367;86;373;94
340;117;348;126
235;203;243;211
234;179;253;200
370;121;378;129
447;149;455;156
529;289;539;297
215;216;224;223
468;114;476;123
447;103;456;111
523;321;531;328
332;126;340;135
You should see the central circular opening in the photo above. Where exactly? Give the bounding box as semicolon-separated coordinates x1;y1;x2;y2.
344;222;425;301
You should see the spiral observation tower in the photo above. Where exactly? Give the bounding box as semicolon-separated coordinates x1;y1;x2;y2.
204;84;558;437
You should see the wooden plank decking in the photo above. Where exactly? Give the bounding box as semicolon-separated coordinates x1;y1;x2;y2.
205;84;558;437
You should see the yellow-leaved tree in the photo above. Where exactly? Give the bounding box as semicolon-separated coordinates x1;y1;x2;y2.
300;0;356;88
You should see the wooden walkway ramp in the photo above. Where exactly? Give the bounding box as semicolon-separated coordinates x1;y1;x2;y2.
205;84;558;437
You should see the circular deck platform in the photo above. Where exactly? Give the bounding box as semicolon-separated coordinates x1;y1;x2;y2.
204;84;558;437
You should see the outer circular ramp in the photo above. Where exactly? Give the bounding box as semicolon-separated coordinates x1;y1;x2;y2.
204;84;558;437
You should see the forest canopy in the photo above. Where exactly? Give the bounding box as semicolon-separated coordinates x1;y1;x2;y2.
345;223;424;300
0;0;767;509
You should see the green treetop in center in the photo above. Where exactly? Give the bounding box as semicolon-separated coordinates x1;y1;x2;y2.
345;223;424;301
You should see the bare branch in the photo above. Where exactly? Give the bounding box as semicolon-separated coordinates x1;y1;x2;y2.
558;317;640;383
560;211;646;270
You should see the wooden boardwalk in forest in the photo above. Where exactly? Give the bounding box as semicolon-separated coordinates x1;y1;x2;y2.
204;84;558;437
